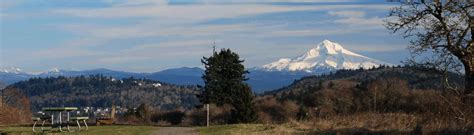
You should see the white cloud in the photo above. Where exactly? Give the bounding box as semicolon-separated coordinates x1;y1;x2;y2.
328;10;365;17
53;3;393;21
0;13;7;18
86;39;213;65
335;17;384;26
343;43;406;52
260;28;360;37
6;1;399;71
53;2;394;41
328;10;385;26
31;47;101;59
199;0;358;3
0;0;25;9
62;23;257;39
95;56;151;64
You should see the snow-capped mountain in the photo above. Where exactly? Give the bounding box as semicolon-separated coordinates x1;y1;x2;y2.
0;67;26;74
0;67;34;84
262;40;392;73
38;68;66;76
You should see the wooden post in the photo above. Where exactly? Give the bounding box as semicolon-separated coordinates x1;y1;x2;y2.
206;104;209;127
111;104;116;123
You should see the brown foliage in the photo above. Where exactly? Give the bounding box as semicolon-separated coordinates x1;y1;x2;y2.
255;96;298;124
286;77;473;133
0;88;32;125
367;77;411;112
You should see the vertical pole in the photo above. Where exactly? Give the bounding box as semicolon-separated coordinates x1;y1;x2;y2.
206;104;209;127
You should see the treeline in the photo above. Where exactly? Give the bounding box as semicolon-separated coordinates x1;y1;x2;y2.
5;75;200;111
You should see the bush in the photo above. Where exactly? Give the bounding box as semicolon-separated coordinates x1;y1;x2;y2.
255;96;298;124
151;110;186;125
179;104;233;126
297;106;310;121
0;88;32;125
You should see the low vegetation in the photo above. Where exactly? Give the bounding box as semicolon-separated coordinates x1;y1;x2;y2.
0;126;159;135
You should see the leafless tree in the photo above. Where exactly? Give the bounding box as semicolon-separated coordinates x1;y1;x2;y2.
0;88;24;112
386;0;473;98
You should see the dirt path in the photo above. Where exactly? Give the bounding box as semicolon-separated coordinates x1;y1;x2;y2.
151;127;199;135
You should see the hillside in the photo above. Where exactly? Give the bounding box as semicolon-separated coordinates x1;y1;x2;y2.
265;66;464;100
6;75;200;111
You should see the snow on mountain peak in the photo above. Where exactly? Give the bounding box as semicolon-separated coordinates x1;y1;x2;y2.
38;67;67;76
298;40;363;60
51;68;61;73
262;40;393;73
319;39;344;53
0;67;24;74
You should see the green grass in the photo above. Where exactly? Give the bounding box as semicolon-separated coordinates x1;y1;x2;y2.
0;125;159;135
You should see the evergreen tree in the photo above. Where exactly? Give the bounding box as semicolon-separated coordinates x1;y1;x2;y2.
229;84;257;123
200;48;257;123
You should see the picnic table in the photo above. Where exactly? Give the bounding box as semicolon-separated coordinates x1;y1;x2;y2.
39;107;78;132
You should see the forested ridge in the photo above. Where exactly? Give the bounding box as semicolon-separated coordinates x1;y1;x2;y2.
6;75;200;111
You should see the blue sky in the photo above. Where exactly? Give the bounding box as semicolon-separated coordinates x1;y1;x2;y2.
0;0;410;73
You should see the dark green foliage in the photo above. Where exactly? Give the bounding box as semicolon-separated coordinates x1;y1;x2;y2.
200;48;257;123
6;75;200;111
200;49;248;105
229;84;257;123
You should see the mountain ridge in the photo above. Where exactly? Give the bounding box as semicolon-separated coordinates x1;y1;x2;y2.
1;40;395;92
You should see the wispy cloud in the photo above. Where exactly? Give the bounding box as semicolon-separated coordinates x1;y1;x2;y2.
0;0;25;9
61;23;257;40
1;0;406;71
328;10;385;26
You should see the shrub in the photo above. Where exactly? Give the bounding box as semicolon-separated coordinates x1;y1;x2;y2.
151;110;186;125
0;88;32;125
255;96;298;124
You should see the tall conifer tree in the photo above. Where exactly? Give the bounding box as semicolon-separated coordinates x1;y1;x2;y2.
200;49;257;123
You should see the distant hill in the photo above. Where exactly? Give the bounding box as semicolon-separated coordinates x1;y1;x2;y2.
146;67;204;85
38;68;148;79
6;75;200;111
265;66;464;100
0;67;34;84
246;69;308;92
0;67;311;92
